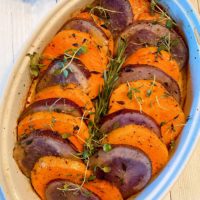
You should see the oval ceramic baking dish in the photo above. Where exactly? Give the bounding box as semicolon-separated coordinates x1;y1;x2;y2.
0;0;200;200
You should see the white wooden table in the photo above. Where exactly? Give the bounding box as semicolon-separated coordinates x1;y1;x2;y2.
0;0;200;199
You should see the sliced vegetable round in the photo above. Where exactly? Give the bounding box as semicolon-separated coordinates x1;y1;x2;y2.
36;56;90;93
32;156;123;200
13;130;76;177
19;98;83;121
119;64;181;103
100;109;161;137
117;22;188;68
45;180;100;200
63;18;110;57
97;0;134;34
109;80;185;144
31;156;92;200
103;125;168;175
90;145;152;198
41;30;107;72
76;12;114;55
18;112;89;152
34;85;95;119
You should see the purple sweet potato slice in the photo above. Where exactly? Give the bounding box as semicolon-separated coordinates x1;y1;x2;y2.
118;64;181;103
100;109;161;138
96;0;134;34
45;180;100;200
13;130;76;177
117;22;188;68
19;98;83;121
89;145;152;198
36;56;91;93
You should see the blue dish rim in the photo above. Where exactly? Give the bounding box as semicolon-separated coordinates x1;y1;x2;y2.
137;0;200;199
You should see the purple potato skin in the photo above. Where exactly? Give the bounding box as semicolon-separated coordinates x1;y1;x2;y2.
89;145;152;199
19;98;83;122
36;56;90;93
97;0;134;34
45;180;100;200
100;109;161;138
119;64;181;103
13;130;76;177
118;22;188;68
63;18;108;40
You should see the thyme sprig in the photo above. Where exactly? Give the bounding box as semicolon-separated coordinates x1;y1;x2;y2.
95;38;127;124
54;45;88;77
150;0;177;29
80;38;127;159
87;5;122;28
157;33;179;54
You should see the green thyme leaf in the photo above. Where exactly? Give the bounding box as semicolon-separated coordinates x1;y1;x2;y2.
102;166;111;173
103;144;112;152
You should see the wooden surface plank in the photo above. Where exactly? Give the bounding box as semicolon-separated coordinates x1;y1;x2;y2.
0;0;200;199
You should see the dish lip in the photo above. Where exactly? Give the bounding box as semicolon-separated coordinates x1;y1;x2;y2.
1;0;200;200
137;0;200;199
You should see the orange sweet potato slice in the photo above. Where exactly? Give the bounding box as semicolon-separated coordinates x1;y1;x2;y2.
109;80;186;145
41;30;107;72
18;112;89;152
84;179;123;200
104;124;168;175
124;47;181;83
124;47;184;98
34;85;95;119
77;12;114;55
129;0;161;21
31;156;91;200
31;156;123;200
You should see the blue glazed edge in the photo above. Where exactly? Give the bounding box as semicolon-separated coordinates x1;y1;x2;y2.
0;188;5;200
137;0;200;199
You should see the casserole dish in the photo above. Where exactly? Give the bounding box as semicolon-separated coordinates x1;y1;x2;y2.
0;0;200;199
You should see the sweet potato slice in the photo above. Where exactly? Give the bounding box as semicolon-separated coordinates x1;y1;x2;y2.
45;179;123;200
37;56;103;99
76;12;114;55
104;124;168;175
109;80;186;145
124;47;184;100
34;85;95;119
124;47;181;82
100;109;161;138
89;145;152;198
18;112;89;152
119;64;181;104
19;98;83;121
45;180;100;200
63;18;110;58
41;30;107;72
95;0;134;34
128;0;160;21
31;156;92;200
13;130;76;177
84;179;123;200
118;22;188;68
